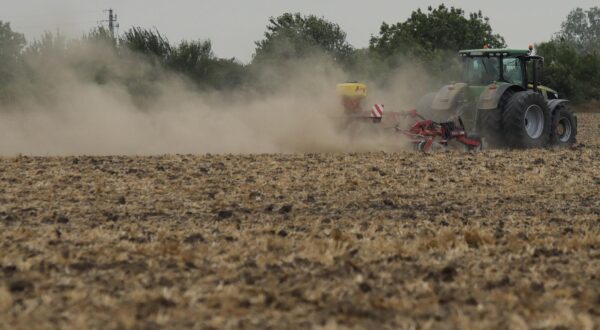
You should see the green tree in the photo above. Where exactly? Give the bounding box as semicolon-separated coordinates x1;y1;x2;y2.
119;28;246;90
537;40;600;103
169;40;213;73
0;21;26;57
24;31;67;57
253;13;353;64
84;26;115;46
169;40;246;89
369;5;505;60
556;6;600;52
120;27;172;63
536;6;600;103
0;21;26;89
204;58;247;89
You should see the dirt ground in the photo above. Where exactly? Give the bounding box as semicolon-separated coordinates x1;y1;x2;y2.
1;113;600;330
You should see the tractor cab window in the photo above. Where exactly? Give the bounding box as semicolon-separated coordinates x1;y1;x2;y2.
463;57;500;85
502;58;523;85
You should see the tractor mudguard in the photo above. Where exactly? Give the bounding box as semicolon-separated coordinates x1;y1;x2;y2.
477;84;525;110
547;99;569;114
431;83;468;111
547;99;577;132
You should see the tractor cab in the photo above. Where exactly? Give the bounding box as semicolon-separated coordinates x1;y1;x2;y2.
459;47;559;99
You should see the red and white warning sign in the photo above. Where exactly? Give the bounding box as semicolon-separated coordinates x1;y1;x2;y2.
371;104;384;118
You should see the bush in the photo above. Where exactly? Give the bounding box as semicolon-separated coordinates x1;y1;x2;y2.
537;40;600;103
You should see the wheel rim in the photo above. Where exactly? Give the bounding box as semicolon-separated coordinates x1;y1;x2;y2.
524;105;544;139
557;116;573;143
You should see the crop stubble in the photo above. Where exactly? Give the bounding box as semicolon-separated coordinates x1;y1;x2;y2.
1;114;600;329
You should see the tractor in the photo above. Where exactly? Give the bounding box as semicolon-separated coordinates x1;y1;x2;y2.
417;46;577;148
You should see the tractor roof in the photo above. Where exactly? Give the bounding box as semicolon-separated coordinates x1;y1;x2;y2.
459;48;531;57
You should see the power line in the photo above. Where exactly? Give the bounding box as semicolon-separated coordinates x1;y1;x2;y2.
0;9;102;21
12;21;100;31
7;8;121;41
5;8;105;34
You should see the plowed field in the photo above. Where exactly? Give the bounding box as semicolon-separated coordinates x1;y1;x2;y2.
1;113;600;329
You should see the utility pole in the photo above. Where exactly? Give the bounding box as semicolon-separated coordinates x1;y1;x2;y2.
101;8;119;42
108;9;114;40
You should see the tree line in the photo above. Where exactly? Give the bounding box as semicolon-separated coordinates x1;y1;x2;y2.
0;4;598;105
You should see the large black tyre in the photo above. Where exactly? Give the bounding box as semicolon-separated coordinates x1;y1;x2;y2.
550;105;577;147
476;89;515;147
502;91;551;149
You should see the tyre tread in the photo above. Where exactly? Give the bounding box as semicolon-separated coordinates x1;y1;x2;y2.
502;91;551;148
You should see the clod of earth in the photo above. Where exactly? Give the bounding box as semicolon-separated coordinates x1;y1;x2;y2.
217;210;233;219
279;204;293;214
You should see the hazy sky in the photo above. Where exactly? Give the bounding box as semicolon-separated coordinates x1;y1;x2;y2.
1;1;598;62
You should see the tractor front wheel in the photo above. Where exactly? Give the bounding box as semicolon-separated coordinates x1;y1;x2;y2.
502;91;551;149
551;106;577;147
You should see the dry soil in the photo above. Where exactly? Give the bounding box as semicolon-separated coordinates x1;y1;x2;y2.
1;114;600;329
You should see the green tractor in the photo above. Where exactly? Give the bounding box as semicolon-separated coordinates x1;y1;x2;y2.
418;47;577;148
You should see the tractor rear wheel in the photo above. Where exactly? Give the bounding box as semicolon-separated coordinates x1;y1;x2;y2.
550;105;577;147
502;91;551;149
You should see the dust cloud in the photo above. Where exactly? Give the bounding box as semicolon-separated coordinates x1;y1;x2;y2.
0;42;426;156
